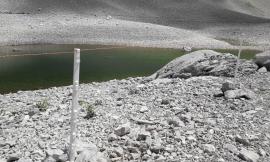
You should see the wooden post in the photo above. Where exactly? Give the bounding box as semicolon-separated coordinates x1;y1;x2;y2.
234;39;242;81
69;48;80;162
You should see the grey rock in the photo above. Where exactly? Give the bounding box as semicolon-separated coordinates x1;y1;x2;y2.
221;81;239;93
258;148;266;157
127;146;140;154
151;78;172;85
108;133;118;142
75;150;97;162
7;154;19;162
0;159;6;162
224;89;255;100
27;108;40;116
17;158;33;162
43;156;56;162
238;148;260;162
75;140;98;154
153;50;257;79
161;99;170;105
112;147;124;157
114;123;131;136
167;117;185;127
203;144;216;153
76;148;107;162
224;144;238;154
137;130;151;141
155;155;166;162
258;67;268;73
235;135;250;146
255;51;270;71
45;148;64;160
139;106;149;113
58;154;68;162
0;140;16;147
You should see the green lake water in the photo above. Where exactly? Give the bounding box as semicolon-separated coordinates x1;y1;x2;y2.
0;44;261;94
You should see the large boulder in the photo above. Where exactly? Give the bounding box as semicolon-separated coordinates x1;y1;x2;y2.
254;51;270;71
153;50;258;79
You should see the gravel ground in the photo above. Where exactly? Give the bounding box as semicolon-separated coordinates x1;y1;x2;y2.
0;72;269;161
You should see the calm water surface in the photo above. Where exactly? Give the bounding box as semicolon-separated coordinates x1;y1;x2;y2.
0;44;260;94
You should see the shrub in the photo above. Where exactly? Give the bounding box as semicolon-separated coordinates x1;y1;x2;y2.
36;99;49;112
79;100;96;119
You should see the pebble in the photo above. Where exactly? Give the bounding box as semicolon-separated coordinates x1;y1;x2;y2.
114;123;131;136
238;148;260;162
139;106;149;113
203;144;216;153
224;144;238;154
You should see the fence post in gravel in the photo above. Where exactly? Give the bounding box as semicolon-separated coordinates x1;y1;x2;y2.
234;38;242;82
69;48;80;162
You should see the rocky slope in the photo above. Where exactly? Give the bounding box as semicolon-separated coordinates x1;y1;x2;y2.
1;0;270;48
0;70;269;161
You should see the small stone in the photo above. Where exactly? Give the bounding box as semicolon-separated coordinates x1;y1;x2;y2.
112;147;124;157
238;148;260;162
187;135;196;141
156;155;166;162
75;140;98;154
7;154;19;162
139;106;149;113
258;67;267;73
224;89;255;100
45;148;64;160
116;101;122;106
235;135;250;146
183;46;192;52
18;158;33;162
203;144;216;153
217;158;225;162
224;144;238;154
58;154;68;162
167;117;185;127
161;99;170;105
28;108;40;116
0;140;16;147
258;148;266;157
221;81;238;93
151;145;163;154
127;146;140;154
130;153;140;160
114;123;131;136
137;130;151;141
43;156;56;162
75;150;97;162
108;133;118;142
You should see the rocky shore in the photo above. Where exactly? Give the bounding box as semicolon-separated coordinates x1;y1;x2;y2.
0;50;270;162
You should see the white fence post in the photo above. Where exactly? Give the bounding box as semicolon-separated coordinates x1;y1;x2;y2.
69;48;80;162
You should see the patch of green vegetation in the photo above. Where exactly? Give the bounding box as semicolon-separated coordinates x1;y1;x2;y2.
79;100;96;119
36;99;49;112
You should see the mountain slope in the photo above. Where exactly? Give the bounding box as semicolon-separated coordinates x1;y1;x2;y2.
1;0;270;24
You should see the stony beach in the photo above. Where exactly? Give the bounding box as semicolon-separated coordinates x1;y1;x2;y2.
0;50;270;162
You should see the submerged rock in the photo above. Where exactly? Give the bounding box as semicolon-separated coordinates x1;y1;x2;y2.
153;50;258;79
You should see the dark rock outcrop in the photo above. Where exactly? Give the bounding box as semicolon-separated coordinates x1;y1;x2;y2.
255;51;270;71
153;50;258;79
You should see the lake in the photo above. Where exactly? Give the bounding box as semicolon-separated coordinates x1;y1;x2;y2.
0;44;261;94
